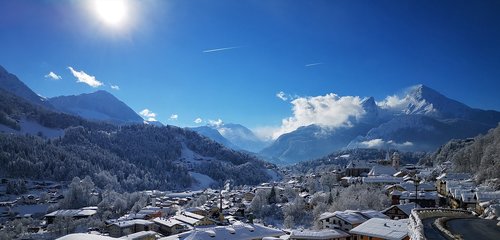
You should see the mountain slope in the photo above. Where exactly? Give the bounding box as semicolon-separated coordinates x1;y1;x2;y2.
429;124;500;183
0;65;51;107
49;90;143;124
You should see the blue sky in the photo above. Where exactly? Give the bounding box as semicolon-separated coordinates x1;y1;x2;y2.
1;0;499;135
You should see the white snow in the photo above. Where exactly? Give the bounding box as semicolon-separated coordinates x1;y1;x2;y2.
0;118;64;138
189;172;216;190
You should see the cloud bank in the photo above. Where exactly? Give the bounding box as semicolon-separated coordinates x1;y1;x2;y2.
270;93;366;139
169;114;178;120
68;67;103;88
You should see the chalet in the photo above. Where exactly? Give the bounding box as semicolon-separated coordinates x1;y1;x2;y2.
319;210;367;231
289;229;351;240
382;203;420;220
108;219;154;238
349;218;409;240
398;191;437;208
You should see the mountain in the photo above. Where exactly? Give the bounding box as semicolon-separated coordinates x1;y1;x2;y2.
215;123;269;152
191;123;269;152
261;84;500;164
0;65;51;107
190;126;239;150
49;90;143;124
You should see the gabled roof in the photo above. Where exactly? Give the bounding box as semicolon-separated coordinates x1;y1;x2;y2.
368;165;397;177
382;203;420;216
350;218;409;240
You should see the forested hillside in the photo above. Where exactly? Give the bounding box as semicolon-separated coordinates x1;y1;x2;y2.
0;89;273;191
430;124;500;182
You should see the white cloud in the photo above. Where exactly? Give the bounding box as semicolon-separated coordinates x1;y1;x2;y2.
110;84;120;90
139;108;157;121
360;139;386;148
270;93;366;139
194;118;203;124
276;91;288;101
376;95;408;109
68;66;103;88
44;71;62;80
169;114;178;120
208;119;224;127
358;139;414;149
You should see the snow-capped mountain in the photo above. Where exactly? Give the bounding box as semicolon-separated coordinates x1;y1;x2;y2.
190;125;239;150
0;65;51;108
49;90;143;125
215;123;269;152
261;84;500;164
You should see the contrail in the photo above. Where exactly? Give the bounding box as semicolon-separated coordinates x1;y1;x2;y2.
203;46;241;53
305;62;324;67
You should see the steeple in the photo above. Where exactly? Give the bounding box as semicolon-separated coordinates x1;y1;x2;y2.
392;152;400;170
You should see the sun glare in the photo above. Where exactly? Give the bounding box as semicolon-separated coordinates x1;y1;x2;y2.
94;0;128;27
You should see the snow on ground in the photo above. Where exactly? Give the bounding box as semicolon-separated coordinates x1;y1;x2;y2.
189;172;216;190
0;118;64;138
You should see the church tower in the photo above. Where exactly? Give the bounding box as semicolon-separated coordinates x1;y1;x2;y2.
392;152;400;170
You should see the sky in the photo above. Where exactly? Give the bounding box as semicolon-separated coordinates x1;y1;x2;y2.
1;0;500;138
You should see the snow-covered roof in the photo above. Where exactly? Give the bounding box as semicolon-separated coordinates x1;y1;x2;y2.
183;211;205;220
399;191;437;200
45;209;97;218
111;219;154;228
349;218;409;240
475;191;500;203
173;214;200;225
368;165;397;177
57;233;116;240
363;176;402;184
290;229;350;239
120;231;157;239
160;222;283;240
382;203;420;216
400;182;435;192
153;217;184;227
332;210;368;224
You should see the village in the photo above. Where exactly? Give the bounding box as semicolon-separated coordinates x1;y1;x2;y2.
1;152;499;240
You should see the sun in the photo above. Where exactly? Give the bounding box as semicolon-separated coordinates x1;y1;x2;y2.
94;0;128;27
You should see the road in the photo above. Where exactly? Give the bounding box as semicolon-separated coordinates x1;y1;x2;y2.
447;218;500;240
422;217;447;240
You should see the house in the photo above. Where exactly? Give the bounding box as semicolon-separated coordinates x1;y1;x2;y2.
349;218;409;240
243;192;256;202
160;222;284;240
108;219;155;238
289;229;350;240
398;191;437;208
474;191;500;214
382;203;421;220
362;176;403;185
436;173;472;196
368;165;397;177
319;210;368;231
45;207;98;224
